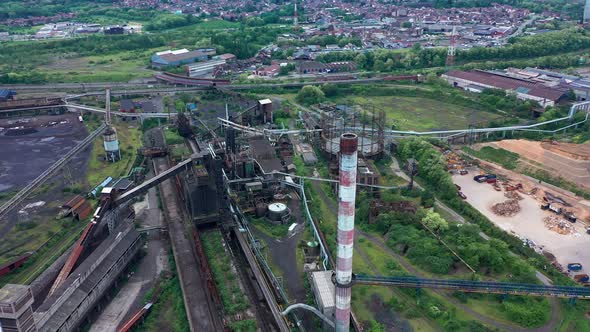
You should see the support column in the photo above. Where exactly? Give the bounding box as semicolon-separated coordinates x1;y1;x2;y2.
335;133;358;332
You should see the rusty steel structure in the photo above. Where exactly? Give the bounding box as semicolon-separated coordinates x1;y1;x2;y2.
335;133;358;332
319;109;385;159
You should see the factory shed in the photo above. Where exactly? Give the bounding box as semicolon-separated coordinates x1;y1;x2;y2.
113;178;134;192
310;270;335;329
151;49;208;68
62;195;92;220
442;70;566;108
250;136;283;173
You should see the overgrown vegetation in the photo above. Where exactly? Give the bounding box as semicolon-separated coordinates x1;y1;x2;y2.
201;231;254;323
140;252;189;332
250;217;291;238
163;127;184;146
85;116;141;186
462;146;520;170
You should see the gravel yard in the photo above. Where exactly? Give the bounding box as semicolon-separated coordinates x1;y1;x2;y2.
453;173;590;278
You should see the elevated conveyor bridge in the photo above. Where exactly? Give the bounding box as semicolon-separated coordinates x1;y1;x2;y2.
356;275;590;299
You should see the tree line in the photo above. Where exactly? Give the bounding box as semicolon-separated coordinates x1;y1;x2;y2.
315;29;590;72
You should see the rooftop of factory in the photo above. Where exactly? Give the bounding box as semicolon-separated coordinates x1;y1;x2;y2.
0;284;30;304
311;270;335;310
36;224;140;330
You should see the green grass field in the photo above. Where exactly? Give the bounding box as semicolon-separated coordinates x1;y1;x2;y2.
329;94;501;131
0;218;88;286
37;49;156;83
462;146;520;170
86;119;142;187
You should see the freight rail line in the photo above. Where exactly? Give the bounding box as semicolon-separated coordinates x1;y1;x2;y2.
0;74;417;93
0;123;106;220
356;275;590;299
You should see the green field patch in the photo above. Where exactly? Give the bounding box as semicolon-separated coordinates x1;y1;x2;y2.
201;231;255;326
463;146;520;170
86;118;142;186
329;94;500;131
0;218;88;286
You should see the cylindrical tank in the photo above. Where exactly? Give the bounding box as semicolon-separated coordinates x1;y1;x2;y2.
103;127;121;162
267;202;289;222
307;241;320;256
255;203;267;218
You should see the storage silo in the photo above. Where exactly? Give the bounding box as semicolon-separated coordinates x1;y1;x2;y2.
267;202;290;224
102;88;121;162
103;127;121;162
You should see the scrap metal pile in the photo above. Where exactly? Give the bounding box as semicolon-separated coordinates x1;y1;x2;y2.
504;191;523;200
492;199;521;217
543;216;577;235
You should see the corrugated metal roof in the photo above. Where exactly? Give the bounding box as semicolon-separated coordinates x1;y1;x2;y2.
446;70;564;101
311;271;335;310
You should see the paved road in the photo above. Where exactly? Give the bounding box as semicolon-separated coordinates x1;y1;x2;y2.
501;15;538;42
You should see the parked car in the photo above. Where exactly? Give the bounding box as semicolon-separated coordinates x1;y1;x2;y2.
568;263;583;271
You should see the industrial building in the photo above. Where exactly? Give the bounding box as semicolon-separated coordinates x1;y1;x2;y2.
442;70;566;108
151;49;208;68
0;284;36;332
310;270;335;329
187;59;226;78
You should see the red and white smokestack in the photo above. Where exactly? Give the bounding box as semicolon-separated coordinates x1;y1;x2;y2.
335;133;358;332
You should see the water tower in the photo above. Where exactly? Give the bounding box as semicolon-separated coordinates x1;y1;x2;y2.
103;88;121;162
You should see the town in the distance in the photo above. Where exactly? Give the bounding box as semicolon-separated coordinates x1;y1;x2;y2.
3;0;590;332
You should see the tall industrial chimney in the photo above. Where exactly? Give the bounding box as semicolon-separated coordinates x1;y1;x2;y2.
585;0;590;23
335;133;358;332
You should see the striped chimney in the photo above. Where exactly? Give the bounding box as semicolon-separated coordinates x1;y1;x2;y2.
335;133;358;332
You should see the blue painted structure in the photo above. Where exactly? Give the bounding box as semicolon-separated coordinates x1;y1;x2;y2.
90;177;113;198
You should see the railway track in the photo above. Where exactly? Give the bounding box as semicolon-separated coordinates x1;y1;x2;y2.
152;152;222;331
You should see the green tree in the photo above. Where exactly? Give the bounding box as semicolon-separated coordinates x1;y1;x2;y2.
422;210;449;233
295;85;325;105
320;83;338;97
